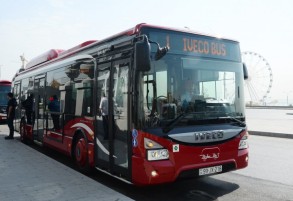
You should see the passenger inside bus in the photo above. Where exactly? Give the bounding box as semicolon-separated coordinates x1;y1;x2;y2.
181;79;194;101
48;95;60;130
180;78;206;113
181;79;196;111
99;92;109;140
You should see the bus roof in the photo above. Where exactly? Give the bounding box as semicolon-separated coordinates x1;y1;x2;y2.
0;80;11;85
25;49;64;69
19;23;238;77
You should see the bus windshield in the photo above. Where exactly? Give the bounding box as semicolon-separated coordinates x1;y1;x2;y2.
142;54;245;128
0;85;11;106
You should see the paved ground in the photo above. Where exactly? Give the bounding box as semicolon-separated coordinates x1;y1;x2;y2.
0;126;133;201
0;108;291;200
246;108;293;139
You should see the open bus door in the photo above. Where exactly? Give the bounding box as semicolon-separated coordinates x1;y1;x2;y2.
95;58;131;181
13;82;21;131
33;75;46;143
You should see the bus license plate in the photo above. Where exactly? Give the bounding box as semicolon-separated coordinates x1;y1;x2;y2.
199;165;222;176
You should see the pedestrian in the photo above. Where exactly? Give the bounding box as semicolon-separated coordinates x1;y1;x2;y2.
5;92;17;140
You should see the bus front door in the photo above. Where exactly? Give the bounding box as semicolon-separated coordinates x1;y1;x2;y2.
33;76;46;143
13;82;21;131
95;59;130;181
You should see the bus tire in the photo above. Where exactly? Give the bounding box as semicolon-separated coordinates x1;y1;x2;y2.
73;134;90;172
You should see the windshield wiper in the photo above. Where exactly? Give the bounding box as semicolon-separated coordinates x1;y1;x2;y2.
218;116;246;127
162;112;205;133
162;113;187;133
162;112;246;133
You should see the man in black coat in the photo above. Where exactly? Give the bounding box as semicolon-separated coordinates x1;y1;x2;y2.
5;92;17;140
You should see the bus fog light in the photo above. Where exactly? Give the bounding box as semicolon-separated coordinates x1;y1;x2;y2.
151;170;158;177
147;149;169;161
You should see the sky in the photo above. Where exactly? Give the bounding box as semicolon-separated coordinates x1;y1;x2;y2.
0;0;292;104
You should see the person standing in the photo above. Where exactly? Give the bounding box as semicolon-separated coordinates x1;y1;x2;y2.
5;92;17;140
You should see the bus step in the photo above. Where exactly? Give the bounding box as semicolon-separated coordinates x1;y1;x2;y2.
33;140;43;146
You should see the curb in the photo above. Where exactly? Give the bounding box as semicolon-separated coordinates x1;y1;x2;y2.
249;131;293;139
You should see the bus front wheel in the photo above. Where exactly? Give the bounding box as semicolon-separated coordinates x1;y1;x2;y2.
73;135;89;172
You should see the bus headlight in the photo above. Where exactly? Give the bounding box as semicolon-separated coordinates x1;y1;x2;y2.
238;135;249;150
147;149;169;161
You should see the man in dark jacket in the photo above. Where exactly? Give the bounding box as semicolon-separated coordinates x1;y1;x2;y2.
5;92;17;140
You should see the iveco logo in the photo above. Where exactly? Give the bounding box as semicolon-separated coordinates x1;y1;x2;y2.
194;130;224;141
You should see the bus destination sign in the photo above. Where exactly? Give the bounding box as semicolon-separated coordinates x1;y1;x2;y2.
147;30;241;62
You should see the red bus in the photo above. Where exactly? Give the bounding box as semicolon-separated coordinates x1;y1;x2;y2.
0;80;12;123
13;23;249;186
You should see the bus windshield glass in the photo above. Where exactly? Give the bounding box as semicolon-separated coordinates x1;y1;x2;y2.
141;29;245;128
0;85;11;105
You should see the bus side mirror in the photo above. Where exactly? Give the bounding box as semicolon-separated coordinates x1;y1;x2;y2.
243;63;248;80
155;46;169;61
135;35;151;72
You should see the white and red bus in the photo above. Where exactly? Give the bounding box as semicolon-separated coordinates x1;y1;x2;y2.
0;80;12;123
12;23;249;186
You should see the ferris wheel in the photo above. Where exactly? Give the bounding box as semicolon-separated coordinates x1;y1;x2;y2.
241;51;273;104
